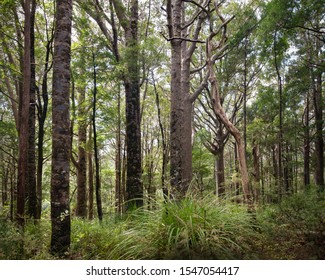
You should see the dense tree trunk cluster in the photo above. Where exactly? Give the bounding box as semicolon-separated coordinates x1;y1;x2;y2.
0;0;323;256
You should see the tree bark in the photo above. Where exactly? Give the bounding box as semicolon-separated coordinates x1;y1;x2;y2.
115;86;122;214
75;87;87;218
252;140;260;202
167;0;209;197
27;0;37;220
303;93;310;186
36;34;52;220
17;0;31;226
313;60;324;192
207;37;253;210
88;124;94;220
92;52;103;222
111;0;143;210
273;31;284;200
153;75;168;196
168;0;191;197
50;0;72;255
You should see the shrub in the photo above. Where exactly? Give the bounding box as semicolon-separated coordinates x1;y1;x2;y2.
256;188;325;259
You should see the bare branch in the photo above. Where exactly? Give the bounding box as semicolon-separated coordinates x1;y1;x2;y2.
160;31;205;43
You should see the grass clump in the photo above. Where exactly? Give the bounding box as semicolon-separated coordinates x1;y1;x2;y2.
1;188;324;260
124;194;258;259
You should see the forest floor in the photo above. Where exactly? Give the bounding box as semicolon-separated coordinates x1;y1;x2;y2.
0;188;325;260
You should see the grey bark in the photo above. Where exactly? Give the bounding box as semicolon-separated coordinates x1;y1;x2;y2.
50;0;72;255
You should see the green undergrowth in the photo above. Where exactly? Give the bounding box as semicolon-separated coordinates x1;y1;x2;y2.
69;194;259;259
1;189;324;260
256;188;325;259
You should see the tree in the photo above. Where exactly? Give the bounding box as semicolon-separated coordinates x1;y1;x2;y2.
206;2;253;209
77;0;143;209
166;0;209;197
36;2;54;219
50;0;73;255
27;0;37;220
111;0;143;209
17;0;31;226
92;51;103;222
75;85;87;218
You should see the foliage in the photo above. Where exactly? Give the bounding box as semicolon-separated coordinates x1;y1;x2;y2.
142;195;258;259
256;187;325;259
0;219;53;260
1;188;325;259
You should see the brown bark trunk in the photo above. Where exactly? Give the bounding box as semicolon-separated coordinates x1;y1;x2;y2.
215;148;225;197
167;0;212;197
36;29;52;220
252;140;260;202
234;143;240;196
303;93;310;186
169;0;190;197
273;31;284;200
313;67;324;192
121;144;127;213
17;0;31;226
10;162;16;222
1;160;9;206
153;76;168;196
92;52;103;222
207;38;253;210
111;0;143;210
125;0;143;210
50;0;72;255
88;124;94;220
75;87;87;218
115;87;122;214
27;0;37;220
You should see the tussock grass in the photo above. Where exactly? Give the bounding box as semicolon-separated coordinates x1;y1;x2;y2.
1;188;324;259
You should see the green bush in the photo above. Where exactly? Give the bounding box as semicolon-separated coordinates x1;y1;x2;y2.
0;219;24;259
122;194;259;259
256;188;325;259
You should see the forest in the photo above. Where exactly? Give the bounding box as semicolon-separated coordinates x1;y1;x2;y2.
0;0;324;260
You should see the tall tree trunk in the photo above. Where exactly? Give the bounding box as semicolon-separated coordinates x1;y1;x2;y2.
125;0;142;210
215;147;225;197
207;38;253;210
17;0;31;226
115;86;122;214
273;31;284;200
75;87;87;218
303;93;310;186
92;52;103;222
252;140;260;202
1;159;9;206
167;0;212;197
88;124;94;220
50;0;72;255
36;32;52;220
112;0;143;210
243;37;248;155
10;161;16;222
27;0;37;220
234;143;240;196
153;76;168;196
313;62;324;192
121;144;127;213
168;0;189;197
